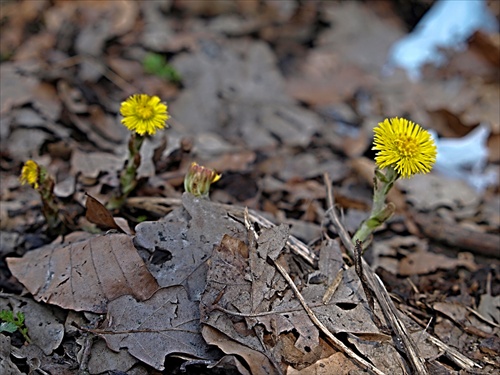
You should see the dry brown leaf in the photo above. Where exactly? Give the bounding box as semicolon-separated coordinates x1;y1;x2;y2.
0;63;39;115
286;51;374;106
200;232;291;373
399;250;477;276
207;150;256;173
85;193;123;232
70;149;124;180
287;351;362;375
7;234;159;313
397;174;481;212
478;276;500;324
6;128;50;162
99;286;219;371
347;334;405;375
433;302;494;336
201;325;270;375
371;236;426;275
87;338;138;375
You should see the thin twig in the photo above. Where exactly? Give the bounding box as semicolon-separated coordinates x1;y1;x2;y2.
354;239;383;329
425;334;481;370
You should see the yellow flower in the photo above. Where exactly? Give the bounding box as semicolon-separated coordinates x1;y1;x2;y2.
20;160;40;189
372;117;437;178
120;94;169;136
184;162;221;197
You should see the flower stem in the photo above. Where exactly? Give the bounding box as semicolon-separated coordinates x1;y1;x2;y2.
37;167;63;236
352;167;398;247
107;134;144;210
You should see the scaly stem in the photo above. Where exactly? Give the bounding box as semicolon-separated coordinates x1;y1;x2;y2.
107;134;144;210
37;168;62;236
352;167;398;246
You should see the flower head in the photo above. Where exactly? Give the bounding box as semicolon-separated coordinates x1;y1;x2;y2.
372;117;437;178
120;94;169;136
20;160;40;189
184;162;221;198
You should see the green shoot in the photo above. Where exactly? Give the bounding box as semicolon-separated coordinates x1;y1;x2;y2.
143;52;182;83
0;309;31;343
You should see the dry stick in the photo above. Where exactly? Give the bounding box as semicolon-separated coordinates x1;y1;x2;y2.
425;334;480;369
242;211;386;375
323;172;430;375
353;239;384;329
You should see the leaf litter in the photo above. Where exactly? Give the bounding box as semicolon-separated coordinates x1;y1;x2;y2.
1;1;499;374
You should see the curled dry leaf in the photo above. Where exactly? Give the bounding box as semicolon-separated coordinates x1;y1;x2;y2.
7;234;159;313
99;286;219;371
201;325;274;375
85;193;123;232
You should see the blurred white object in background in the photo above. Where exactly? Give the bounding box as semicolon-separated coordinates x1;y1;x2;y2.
429;124;498;192
386;0;499;79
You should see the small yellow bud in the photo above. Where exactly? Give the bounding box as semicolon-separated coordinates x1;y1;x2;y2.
184;162;221;198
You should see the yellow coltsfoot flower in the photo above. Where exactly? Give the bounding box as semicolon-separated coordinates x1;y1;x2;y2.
19;160;62;236
120;94;169;136
184;162;221;198
373;117;437;178
20;160;40;189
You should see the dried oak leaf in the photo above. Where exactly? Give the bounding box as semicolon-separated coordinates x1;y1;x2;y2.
99;285;219;371
201;325;273;375
478;276;500;324
201;227;326;373
7;234;159;313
